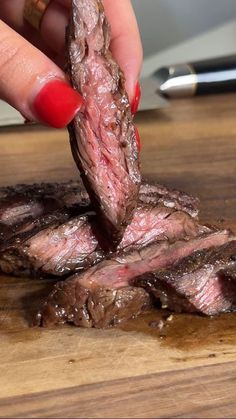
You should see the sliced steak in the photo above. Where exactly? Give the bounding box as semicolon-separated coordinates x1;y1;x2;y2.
0;197;64;244
0;180;88;205
67;0;141;241
0;196;49;226
0;209;77;276
0;181;199;214
36;283;150;329
0;204;202;277
135;240;236;315
0;180;199;242
119;207;203;250
37;229;233;328
0;181;90;246
140;183;199;218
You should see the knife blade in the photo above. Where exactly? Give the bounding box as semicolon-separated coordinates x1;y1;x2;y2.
0;101;24;127
139;77;169;111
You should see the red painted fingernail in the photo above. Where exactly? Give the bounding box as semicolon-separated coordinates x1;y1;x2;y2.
131;82;141;115
134;126;141;151
33;80;84;128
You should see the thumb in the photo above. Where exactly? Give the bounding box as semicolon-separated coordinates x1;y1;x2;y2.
103;0;143;107
0;20;83;128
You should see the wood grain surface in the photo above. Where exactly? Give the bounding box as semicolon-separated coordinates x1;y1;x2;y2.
0;94;235;418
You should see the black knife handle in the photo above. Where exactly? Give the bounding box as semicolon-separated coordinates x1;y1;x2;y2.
192;55;236;95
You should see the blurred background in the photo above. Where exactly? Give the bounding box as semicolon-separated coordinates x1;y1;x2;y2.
133;0;236;58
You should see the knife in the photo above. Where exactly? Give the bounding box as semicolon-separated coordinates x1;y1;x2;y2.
139;77;169;111
153;54;236;98
0;101;25;127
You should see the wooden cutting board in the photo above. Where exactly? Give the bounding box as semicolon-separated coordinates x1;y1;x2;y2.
0;94;236;418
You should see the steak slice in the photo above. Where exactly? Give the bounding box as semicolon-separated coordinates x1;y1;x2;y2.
0;181;199;216
36;283;150;329
67;0;141;242
4;212;104;277
0;181;90;244
140;183;199;218
135;241;236;315
37;229;232;328
0;180;88;206
0;196;51;226
0;204;202;277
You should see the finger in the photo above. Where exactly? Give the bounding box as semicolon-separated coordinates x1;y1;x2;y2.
0;0;25;30
1;0;142;105
40;1;69;56
0;0;69;55
56;0;71;7
102;0;143;105
0;20;83;128
57;0;143;106
57;0;143;103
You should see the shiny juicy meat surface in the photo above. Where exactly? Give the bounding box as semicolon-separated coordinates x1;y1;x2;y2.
67;0;141;242
136;241;236;315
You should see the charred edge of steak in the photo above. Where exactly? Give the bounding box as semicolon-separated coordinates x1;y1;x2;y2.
36;280;151;329
0;181;89;206
135;240;236;316
66;0;140;244
37;229;233;328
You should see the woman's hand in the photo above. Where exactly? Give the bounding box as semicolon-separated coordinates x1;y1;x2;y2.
0;0;143;128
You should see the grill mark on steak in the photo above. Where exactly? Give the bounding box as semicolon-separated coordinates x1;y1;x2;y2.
37;229;233;328
67;0;141;242
135;240;236;315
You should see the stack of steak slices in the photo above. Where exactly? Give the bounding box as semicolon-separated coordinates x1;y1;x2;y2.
37;228;235;328
44;0;236;326
1;0;236;328
1;180;235;329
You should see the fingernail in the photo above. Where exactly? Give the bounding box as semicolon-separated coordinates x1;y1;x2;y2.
134;126;141;151
33;80;84;128
131;82;141;115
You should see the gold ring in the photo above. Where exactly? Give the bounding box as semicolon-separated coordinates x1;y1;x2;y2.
24;0;51;30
